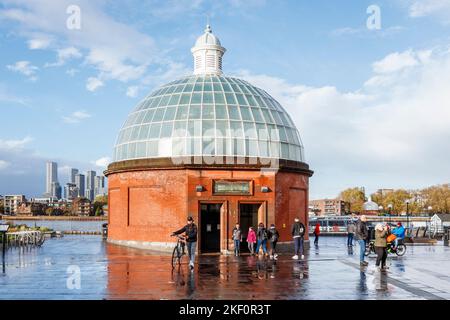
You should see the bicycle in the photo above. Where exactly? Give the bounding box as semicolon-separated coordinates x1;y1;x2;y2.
171;234;186;269
364;239;406;257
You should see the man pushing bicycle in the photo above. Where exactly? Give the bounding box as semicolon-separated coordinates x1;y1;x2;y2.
171;216;198;270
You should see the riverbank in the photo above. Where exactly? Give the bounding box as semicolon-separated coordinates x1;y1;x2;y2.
0;215;107;221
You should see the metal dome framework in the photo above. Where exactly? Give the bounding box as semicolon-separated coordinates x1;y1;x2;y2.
113;74;305;163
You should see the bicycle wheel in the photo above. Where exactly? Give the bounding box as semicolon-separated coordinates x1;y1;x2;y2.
396;244;406;256
172;246;180;269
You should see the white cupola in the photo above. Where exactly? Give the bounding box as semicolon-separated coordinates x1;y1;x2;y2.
191;25;226;75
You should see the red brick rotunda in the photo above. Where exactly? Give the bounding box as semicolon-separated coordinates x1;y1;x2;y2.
105;25;313;254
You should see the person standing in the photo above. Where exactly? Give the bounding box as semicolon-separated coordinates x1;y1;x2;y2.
267;224;280;260
355;215;369;266
347;221;356;247
232;223;243;256
247;227;256;255
172;216;198;270
255;223;268;256
313;222;320;245
374;223;388;271
291;217;306;260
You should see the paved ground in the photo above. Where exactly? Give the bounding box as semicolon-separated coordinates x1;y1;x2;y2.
1;236;449;300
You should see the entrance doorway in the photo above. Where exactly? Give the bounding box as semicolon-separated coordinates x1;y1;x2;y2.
200;203;221;253
239;203;260;251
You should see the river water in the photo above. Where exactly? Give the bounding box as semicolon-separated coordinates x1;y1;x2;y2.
0;219;105;232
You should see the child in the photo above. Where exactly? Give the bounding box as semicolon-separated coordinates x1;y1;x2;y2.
246;227;256;255
267;224;280;259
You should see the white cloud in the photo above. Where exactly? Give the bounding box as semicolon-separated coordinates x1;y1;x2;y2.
45;46;82;67
0;160;11;170
0;136;33;151
237;45;450;199
86;77;104;92
62;110;92;124
372;50;419;73
126;86;139;98
6;60;38;80
27;35;52;49
66;68;79;77
94;157;111;168
407;0;450;17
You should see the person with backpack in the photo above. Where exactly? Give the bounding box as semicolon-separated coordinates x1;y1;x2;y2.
232;223;243;256
255;223;268;256
246;227;257;255
291;217;306;260
267;224;280;260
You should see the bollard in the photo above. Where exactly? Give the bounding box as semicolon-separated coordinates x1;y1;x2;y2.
102;223;108;240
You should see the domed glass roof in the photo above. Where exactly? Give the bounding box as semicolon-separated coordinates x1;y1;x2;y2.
113;74;305;163
363;197;380;211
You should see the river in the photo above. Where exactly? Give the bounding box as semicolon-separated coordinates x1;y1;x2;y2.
0;219;105;232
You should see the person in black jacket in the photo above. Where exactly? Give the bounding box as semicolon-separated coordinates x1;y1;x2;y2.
355;215;369;266
255;223;268;256
172;216;198;269
267;224;280;260
291;217;306;260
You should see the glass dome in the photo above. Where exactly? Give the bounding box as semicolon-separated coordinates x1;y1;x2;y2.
113;74;305;163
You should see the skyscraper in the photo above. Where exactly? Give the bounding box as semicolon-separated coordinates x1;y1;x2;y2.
85;170;96;201
75;174;85;198
70;168;79;184
51;182;62;200
46;162;58;196
64;183;78;200
94;175;106;197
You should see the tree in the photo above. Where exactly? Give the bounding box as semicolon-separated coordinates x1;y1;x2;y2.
93;195;107;217
422;184;450;214
339;188;365;213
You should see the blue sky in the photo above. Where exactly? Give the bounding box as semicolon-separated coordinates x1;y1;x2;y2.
1;0;450;199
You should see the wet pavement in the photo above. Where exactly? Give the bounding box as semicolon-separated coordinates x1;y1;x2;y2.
1;236;449;300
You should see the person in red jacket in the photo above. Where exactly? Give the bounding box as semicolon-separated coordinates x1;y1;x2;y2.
313;223;320;246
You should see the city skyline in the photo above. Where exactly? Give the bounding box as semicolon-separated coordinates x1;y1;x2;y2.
1;0;450;199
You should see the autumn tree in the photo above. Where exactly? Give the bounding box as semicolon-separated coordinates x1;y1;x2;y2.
339;187;365;213
422;184;450;214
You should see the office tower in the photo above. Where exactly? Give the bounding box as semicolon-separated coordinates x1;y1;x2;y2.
46;162;58;196
86;171;96;201
94;175;106;197
70;168;79;184
75;174;85;198
51;182;62;200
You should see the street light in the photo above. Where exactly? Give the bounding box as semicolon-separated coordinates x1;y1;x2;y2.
406;200;410;236
378;205;384;217
388;204;393;224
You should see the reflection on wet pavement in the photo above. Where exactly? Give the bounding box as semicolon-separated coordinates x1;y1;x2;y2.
1;236;450;300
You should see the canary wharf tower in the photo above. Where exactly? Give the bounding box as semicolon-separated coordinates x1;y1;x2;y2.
105;25;313;253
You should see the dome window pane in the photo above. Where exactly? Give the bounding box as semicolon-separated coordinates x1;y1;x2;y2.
216;138;226;155
172;138;186;156
281;143;289;159
239;85;251;94
161;122;173;138
174;85;185;93
230;121;243;138
235;94;247;105
214;92;225;104
163;107;176;121
168;94;181;106
120;144;127;160
270;142;280;158
251;108;263;122
258;140;269;157
225;93;237;104
202;104;215;119
193;83;203;91
149;123;162;139
188;120;202;137
175;105;189;120
202;120;215;136
135;111;146;124
136;142;146;158
151;96;162;107
213;83;222;91
130;126;140;141
203;92;213;104
261;109;274;123
165;86;176;94
227;105;241;120
183;84;194;92
254;96;267;108
215;120;229;137
153;108;166;122
245;95;257;106
202;137;215;156
173;121;187;137
203;83;213;91
271;110;283;125
179;93;191;105
246;138;259;157
143;109;155;123
215;104;228;119
191;93;202;104
138;124;150;140
222;83;232;92
268;124;279;140
159;95;170;107
278;127;288;142
147;141;158;156
128;143;137;159
240;107;253;121
189;105;201;119
243;122;257;139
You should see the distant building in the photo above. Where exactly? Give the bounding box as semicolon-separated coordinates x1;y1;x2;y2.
376;189;394;197
431;214;450;234
70;168;79;184
85;189;94;201
94;175;106;197
362;196;380;215
46;162;58;197
17;202;46;216
51;181;62;200
72;197;92;216
3;195;26;215
85;171;96;201
309;199;350;216
75;174;85;198
64;183;78;200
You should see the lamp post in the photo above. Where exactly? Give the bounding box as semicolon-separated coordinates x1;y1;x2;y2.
406;200;410;236
388;204;393;224
378;205;383;217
